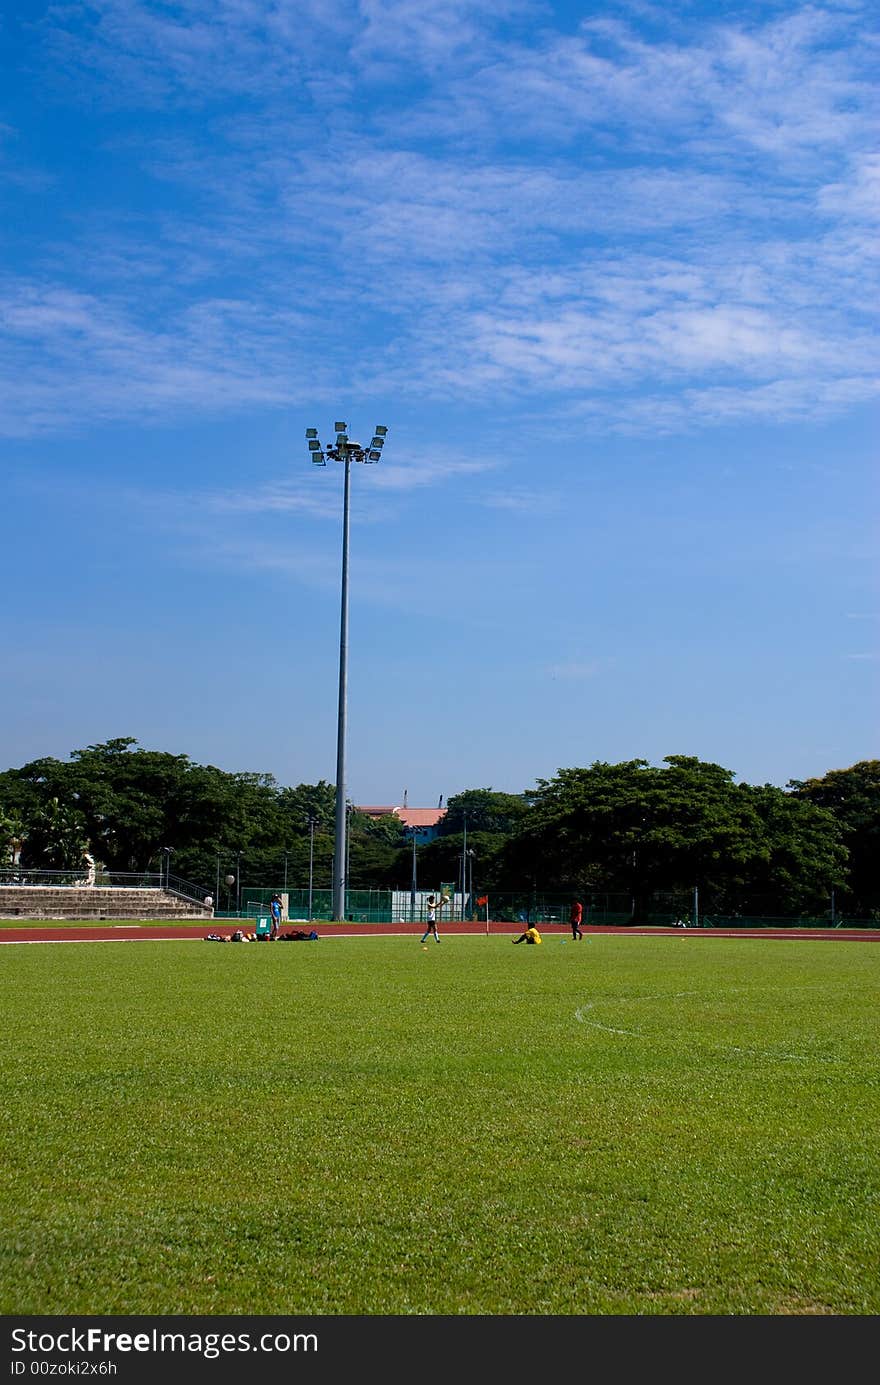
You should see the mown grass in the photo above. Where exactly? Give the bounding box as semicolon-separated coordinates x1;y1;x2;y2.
1;934;877;1315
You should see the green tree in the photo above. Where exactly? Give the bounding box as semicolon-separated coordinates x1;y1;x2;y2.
788;761;880;917
407;829;509;896
500;757;846;918
19;797;89;870
738;783;847;917
66;739;193;872
0;808;26;867
440;789;531;836
278;782;335;838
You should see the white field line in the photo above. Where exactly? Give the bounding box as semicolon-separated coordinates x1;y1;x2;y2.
574;1005;640;1037
575;989;844;1062
575;991;701;1037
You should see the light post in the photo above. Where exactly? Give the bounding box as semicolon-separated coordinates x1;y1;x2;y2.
215;852;220;907
162;847;172;891
306;420;388;921
408;828;418;922
283;851;288;892
459;812;468;921
467;848;475;919
346;800;353;919
236;851;241;915
307;816;316;922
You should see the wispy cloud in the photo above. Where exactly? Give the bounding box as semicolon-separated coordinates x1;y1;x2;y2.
479;486;563;514
546;660;610;681
1;3;875;437
117;445;495;528
817;152;880;219
43;0;358;103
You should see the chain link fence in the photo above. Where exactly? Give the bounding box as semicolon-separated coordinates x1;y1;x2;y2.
216;884;863;928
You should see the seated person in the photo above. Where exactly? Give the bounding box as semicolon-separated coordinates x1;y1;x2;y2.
512;925;542;944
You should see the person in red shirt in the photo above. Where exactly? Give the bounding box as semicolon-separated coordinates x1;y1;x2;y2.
569;899;583;941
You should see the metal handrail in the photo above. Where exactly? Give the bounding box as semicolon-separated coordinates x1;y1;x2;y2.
0;868;163;888
164;872;212;905
0;868;210;902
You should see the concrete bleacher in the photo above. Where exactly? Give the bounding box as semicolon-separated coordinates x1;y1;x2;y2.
0;886;213;921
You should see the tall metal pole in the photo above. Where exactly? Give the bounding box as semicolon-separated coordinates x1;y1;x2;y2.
460;813;468;921
333;454;351;922
308;817;315;922
410;831;417;921
345;801;352;918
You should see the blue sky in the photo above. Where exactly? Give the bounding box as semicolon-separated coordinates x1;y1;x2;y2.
1;0;877;805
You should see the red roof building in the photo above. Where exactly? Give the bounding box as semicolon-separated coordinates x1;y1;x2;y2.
358;804;447;841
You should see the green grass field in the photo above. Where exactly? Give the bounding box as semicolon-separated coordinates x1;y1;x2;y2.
1;934;877;1315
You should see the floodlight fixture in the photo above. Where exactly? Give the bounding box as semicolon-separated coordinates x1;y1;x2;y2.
367;450;381;461
334;421;347;433
374;425;387;437
306;428;326;464
370;436;385;449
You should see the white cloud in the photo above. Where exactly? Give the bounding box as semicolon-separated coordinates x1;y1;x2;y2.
546;660;608;681
479;486;562;514
818;154;880;221
1;3;875;437
354;0;530;69
44;0;358;103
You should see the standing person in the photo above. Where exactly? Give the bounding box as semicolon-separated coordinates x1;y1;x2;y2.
269;894;282;939
512;924;542;944
420;895;440;944
569;898;583;940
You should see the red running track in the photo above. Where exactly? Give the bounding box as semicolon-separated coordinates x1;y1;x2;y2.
1;922;878;944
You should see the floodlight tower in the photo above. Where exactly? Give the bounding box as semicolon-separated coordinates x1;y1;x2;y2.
305;420;388;921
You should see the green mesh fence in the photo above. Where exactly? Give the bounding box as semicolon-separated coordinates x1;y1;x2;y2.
238;887;392;924
479;892;691;925
217;886;852;928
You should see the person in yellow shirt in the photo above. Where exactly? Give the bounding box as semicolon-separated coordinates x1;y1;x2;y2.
512;925;542;944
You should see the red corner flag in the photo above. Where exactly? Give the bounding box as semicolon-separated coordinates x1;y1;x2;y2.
476;895;488;906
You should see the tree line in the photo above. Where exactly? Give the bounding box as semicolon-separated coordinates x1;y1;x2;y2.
0;738;878;919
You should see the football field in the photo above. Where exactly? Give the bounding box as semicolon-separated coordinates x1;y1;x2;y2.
1;933;877;1315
